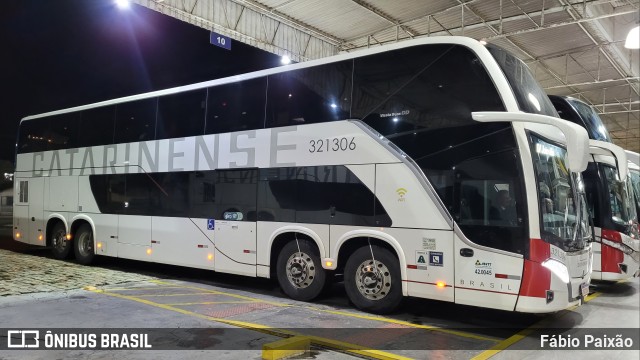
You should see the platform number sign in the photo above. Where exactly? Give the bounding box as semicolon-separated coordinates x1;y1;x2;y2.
207;219;215;230
210;32;231;50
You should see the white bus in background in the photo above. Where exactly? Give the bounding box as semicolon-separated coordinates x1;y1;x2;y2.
628;151;640;217
550;96;639;280
14;37;593;314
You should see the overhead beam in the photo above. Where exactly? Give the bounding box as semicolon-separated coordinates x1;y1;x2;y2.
341;0;623;47
135;0;341;62
349;0;417;38
544;77;640;89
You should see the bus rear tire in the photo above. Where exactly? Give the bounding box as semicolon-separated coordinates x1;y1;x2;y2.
344;245;402;314
276;238;326;302
74;224;95;265
50;222;72;260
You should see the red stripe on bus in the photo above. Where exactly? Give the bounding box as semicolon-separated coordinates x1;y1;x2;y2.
494;273;508;279
600;229;623;274
601;229;622;243
518;239;550;298
243;250;250;253
407;265;418;269
197;245;204;248
529;238;550;263
519;259;550;298
151;240;158;244
455;286;517;296
403;280;452;287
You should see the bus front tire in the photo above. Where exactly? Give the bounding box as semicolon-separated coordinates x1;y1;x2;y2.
344;245;402;314
50;222;72;260
74;224;95;265
276;239;326;302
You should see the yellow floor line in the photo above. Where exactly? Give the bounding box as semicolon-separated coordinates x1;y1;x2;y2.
471;291;602;360
85;287;411;360
133;292;223;297
584;291;602;302
144;280;497;343
103;286;188;291
306;307;499;343
144;282;292;308
165;300;256;306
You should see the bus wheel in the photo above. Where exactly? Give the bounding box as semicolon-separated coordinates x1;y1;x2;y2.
344;245;402;314
276;239;326;301
51;222;72;260
74;224;95;265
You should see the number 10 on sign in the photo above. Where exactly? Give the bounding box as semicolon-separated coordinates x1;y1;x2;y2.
210;32;231;50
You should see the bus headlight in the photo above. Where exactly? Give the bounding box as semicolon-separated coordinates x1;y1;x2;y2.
542;259;570;283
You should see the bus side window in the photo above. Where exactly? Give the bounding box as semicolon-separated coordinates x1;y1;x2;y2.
78;106;116;148
114;98;158;144
266;61;352;128
205;78;266;135
48;113;80;151
18;117;49;153
157;90;206;140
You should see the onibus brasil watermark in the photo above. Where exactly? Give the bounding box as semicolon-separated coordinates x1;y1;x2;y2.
7;330;151;349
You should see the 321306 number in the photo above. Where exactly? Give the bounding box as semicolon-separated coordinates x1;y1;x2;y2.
309;137;356;153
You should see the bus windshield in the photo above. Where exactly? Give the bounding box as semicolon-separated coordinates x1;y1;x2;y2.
531;136;589;251
487;45;558;117
602;166;637;225
566;98;612;142
631;169;640;214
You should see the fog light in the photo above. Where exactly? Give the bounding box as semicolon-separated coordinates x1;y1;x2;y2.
619;263;628;274
546;290;554;304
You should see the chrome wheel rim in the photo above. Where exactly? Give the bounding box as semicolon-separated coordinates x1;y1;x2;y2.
77;231;93;257
355;259;391;300
286;251;316;289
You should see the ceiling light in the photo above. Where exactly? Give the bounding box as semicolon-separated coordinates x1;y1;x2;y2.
281;55;291;65
625;26;639;49
115;0;130;9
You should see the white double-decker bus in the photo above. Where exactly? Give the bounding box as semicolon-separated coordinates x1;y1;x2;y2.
14;37;592;314
550;96;639;280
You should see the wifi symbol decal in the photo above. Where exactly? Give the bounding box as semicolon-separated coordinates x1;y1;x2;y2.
396;188;407;202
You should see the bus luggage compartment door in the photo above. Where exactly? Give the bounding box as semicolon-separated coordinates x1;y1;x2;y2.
28;177;45;245
214;220;256;277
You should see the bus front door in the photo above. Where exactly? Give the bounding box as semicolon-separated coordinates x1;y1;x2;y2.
453;233;523;311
